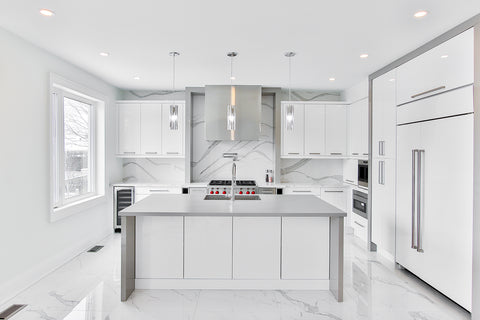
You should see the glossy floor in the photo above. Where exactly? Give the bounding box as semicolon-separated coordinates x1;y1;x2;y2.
0;233;471;320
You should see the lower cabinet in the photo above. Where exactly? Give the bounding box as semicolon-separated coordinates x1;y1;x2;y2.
281;217;329;279
233;217;281;279
136;216;184;279
184;217;233;279
320;187;347;212
352;212;368;242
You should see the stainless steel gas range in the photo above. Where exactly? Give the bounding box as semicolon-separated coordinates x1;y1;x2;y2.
207;180;257;195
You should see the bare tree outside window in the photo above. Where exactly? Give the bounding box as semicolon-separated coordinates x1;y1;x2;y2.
63;97;91;199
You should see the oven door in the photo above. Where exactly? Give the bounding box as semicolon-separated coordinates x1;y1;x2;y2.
352;190;368;219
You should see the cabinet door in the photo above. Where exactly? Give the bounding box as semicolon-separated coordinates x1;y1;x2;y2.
371;158;396;256
140;104;162;155
372;70;397;158
320;188;347;212
304;105;325;156
117;104;141;155
282;104;305;156
233;217;281;279
281;217;329;279
396;29;473;105
136;216;183;279
343;159;358;185
348;100;368;157
162;103;184;156
184;217;232;279
325;105;347;155
358;99;369;156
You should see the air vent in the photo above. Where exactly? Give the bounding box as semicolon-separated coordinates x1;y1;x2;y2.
0;304;27;319
87;246;104;253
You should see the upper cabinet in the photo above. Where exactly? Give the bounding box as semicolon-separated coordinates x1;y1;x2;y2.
281;103;347;158
347;99;368;157
372;70;396;159
396;29;474;105
117;101;185;158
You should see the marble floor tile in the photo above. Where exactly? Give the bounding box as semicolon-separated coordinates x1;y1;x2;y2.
0;233;471;320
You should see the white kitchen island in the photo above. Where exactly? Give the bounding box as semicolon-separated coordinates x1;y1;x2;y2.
119;194;346;302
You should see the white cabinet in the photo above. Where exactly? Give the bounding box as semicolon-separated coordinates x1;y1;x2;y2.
348;99;368;157
140;103;162;155
117;101;185;157
184;217;232;279
371;158;395;256
343;159;358;185
233;217;281;279
162;103;184;156
281;217;329;279
304;105;326;156
396;29;474;105
117;103;141;155
136;216;184;279
134;186;182;202
320;187;347;212
372;70;397;158
352;212;368;242
325;105;347;156
281;104;305;156
283;186;321;196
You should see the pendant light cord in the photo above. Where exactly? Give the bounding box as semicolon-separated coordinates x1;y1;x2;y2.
288;56;292;101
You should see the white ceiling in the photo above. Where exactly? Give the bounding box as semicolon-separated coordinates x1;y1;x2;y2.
1;0;479;91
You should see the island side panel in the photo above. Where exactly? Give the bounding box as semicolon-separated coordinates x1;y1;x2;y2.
121;216;136;301
329;216;344;302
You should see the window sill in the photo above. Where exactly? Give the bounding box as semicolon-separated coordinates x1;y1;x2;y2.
51;194;106;222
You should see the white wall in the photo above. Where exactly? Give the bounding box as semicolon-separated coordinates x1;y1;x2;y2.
0;27;121;304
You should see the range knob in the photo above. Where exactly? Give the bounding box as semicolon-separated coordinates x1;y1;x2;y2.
222;191;226;194
246;191;250;194
210;191;214;194
215;191;219;194
252;191;256;194
239;190;243;194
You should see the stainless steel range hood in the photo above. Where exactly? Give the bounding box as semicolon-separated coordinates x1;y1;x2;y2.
205;85;261;141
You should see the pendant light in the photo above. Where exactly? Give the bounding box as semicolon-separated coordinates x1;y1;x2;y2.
169;51;180;130
285;52;296;131
227;52;237;139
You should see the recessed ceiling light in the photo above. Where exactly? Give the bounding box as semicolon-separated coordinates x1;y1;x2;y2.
39;9;54;17
389;78;395;82
360;54;369;59
99;52;109;57
441;55;449;59
230;76;236;80
133;76;140;80
329;77;336;81
414;10;428;18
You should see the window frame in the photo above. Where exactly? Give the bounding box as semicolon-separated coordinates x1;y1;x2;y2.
49;74;106;222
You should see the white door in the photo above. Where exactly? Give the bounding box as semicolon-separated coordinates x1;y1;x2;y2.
282;104;305;156
304;105;326;156
135;216;183;279
162;103;184;156
233;217;281;279
281;217;329;279
325;105;347;156
184;217;232;279
140;103;162;155
371;158;396;256
117;104;141;155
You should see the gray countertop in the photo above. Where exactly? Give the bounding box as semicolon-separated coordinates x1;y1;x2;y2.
119;194;346;217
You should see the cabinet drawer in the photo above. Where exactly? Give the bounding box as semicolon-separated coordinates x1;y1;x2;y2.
396;29;473;105
135;186;182;195
283;187;321;195
320;187;347;211
352;213;368;242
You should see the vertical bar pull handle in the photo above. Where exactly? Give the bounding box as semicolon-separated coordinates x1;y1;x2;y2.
411;150;417;249
417;150;425;253
381;161;385;185
378;141;385;156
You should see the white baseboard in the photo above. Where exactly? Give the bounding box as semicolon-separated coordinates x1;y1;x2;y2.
0;228;112;307
136;279;330;290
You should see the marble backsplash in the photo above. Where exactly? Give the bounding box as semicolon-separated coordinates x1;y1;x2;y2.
191;94;274;182
280;159;343;185
122;158;185;184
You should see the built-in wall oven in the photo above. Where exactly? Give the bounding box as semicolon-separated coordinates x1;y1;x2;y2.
358;160;368;188
352;190;368;219
113;186;135;232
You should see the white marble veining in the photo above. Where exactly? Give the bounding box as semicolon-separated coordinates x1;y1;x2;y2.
122;158;185;184
280;159;344;184
0;233;471;320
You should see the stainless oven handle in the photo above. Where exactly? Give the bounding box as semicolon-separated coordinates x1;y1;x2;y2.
411;150;417;249
417;150;425;253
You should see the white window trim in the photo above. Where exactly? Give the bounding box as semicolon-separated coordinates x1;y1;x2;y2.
49;74;107;222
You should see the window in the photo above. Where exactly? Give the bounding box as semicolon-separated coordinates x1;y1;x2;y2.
50;74;106;220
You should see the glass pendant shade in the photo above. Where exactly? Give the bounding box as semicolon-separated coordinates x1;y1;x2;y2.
286;104;294;130
169;104;178;130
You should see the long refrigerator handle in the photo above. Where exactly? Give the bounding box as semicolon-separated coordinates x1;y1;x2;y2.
417;150;425;253
411;150;417;249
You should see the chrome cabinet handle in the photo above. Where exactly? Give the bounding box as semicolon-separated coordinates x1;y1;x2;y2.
378;161;385;185
309;152;321;155
330;152;342;155
378;141;385;156
324;190;344;193
345;179;354;183
292;190;311;193
145;151;158;154
417;150;425;253
354;221;365;228
411;150;417;249
166;152;179;155
411;86;446;99
149;189;169;192
352;153;359;155
288;152;300;155
123;151;135;154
